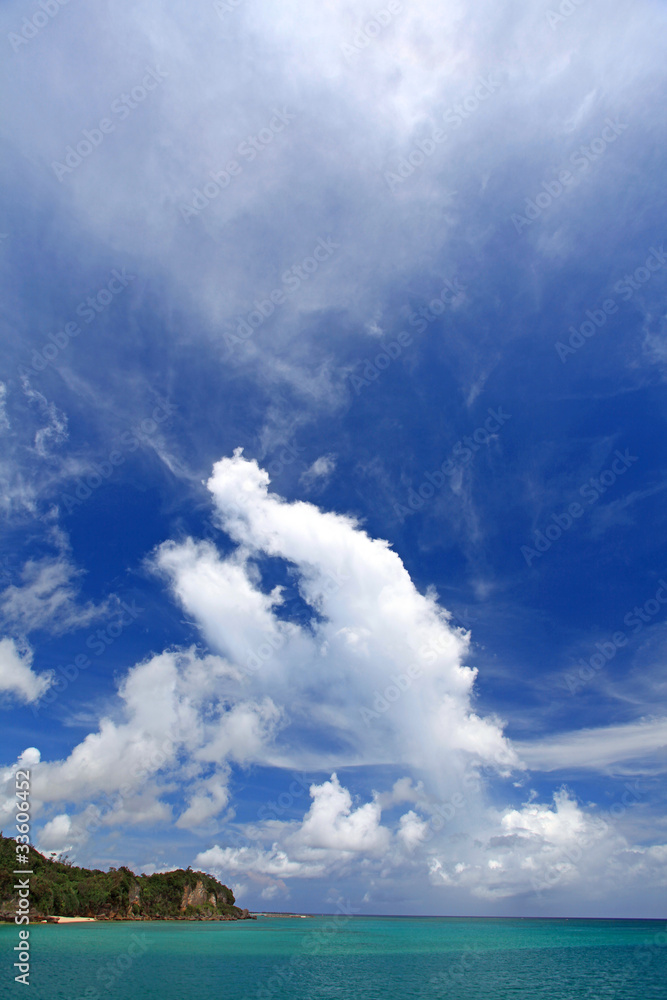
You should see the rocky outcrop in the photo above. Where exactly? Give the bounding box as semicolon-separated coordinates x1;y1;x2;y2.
180;880;214;911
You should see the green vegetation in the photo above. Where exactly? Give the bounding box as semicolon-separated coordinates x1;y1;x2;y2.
0;834;250;920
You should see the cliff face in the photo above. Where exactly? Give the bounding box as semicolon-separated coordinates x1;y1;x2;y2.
0;834;254;922
181;879;219;911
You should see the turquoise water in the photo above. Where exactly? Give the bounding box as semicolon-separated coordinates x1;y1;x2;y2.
2;917;666;999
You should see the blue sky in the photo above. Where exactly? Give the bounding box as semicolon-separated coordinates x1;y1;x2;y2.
1;0;666;917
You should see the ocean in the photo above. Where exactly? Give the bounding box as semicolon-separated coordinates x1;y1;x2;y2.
2;916;666;999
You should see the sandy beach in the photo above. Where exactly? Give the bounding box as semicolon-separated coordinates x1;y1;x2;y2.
50;916;97;923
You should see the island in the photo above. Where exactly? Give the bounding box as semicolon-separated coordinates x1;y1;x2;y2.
0;833;254;922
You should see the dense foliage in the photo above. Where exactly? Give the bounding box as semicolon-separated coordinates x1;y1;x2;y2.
0;834;244;919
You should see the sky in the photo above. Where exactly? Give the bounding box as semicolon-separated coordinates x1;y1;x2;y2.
0;0;666;918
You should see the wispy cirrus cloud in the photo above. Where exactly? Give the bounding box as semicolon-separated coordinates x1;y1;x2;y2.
517;717;667;775
0;541;109;637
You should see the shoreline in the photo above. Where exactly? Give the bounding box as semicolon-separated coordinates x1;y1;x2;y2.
49;916;97;923
3;913;663;925
0;913;257;924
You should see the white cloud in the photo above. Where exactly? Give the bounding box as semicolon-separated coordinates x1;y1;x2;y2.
38;813;74;855
397;810;430;852
196;699;284;766
260;883;282;900
291;773;389;854
517;717;667;774
0;0;662;914
0;547;109;637
300;454;336;488
0;645;281;840
426;789;634;901
19;747;41;766
197;773;667;909
175;768;231;829
20;378;68;459
0;383;9;431
196;773;391;887
3;0;661;414
0;381;51;518
1;454;664;910
0;637;53;704
154;449;517;786
375;776;426;809
154;538;287;677
196;843;326;880
230;881;248;901
500;789;589;847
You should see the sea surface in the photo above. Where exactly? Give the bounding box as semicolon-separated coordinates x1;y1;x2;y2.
2;916;666;999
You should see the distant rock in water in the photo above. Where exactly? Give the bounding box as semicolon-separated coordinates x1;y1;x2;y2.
0;833;255;921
